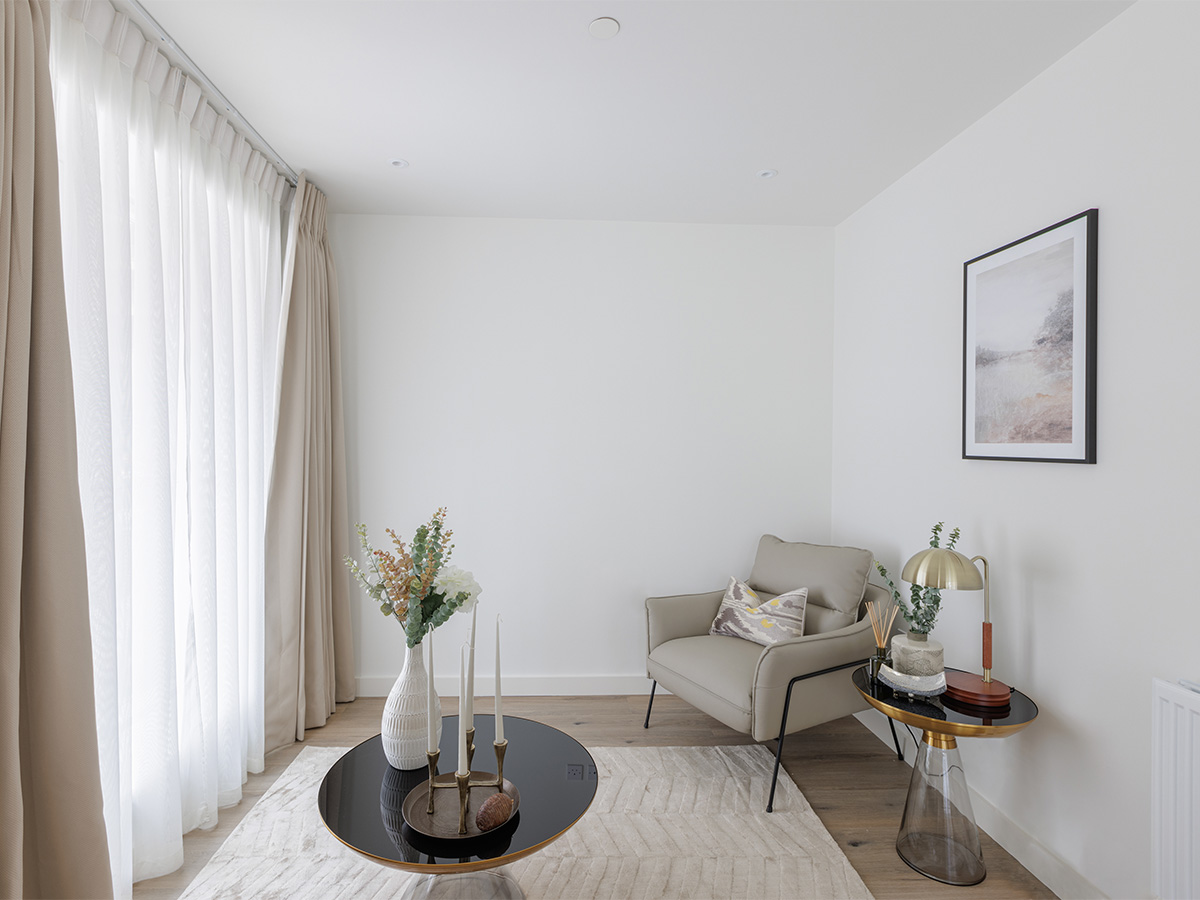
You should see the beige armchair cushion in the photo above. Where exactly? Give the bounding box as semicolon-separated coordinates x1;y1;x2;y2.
748;535;872;634
646;634;762;734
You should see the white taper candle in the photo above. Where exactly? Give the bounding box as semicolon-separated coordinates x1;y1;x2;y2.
466;605;477;729
495;615;504;742
426;635;436;753
457;644;469;776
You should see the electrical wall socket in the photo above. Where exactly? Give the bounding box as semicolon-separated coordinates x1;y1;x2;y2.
566;764;584;781
587;763;598;780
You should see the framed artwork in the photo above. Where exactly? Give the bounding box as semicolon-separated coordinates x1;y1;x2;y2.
963;209;1098;463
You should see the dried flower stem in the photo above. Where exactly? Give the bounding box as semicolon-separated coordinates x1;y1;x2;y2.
344;508;478;648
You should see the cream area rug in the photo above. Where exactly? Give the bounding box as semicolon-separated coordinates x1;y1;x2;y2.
180;744;872;900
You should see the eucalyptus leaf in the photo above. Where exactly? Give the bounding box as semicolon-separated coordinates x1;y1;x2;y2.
873;522;963;636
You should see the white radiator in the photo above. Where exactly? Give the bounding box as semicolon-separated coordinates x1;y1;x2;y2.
1153;679;1200;900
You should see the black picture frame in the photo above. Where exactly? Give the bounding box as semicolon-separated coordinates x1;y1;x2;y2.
962;209;1097;464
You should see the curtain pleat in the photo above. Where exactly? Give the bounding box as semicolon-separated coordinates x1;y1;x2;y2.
49;1;287;892
0;2;113;897
264;176;355;752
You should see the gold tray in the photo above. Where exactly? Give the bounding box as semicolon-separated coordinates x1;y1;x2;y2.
401;772;520;840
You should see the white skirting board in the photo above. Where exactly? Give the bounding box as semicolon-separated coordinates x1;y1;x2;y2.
357;674;660;698
854;711;1107;900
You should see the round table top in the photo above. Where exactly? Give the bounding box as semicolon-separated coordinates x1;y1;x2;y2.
853;666;1038;739
318;715;596;874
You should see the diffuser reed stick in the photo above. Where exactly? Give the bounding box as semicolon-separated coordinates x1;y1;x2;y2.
868;599;900;650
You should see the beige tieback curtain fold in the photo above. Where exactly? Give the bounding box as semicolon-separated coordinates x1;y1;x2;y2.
265;176;355;751
0;2;113;898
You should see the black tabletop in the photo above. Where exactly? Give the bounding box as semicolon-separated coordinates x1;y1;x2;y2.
853;666;1038;736
318;715;596;872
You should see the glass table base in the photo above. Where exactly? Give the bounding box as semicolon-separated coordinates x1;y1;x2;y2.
895;731;986;886
897;831;986;886
401;869;524;900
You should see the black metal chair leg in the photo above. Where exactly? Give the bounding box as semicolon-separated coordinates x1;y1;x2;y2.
766;688;795;813
888;717;904;761
766;657;869;813
643;680;657;728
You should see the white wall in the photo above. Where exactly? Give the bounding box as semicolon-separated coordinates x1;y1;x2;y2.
331;215;834;696
831;4;1200;899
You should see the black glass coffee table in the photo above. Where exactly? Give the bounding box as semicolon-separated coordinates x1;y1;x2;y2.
318;715;596;899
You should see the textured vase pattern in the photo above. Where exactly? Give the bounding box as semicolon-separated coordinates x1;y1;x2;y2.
382;641;442;770
891;633;944;677
379;766;425;861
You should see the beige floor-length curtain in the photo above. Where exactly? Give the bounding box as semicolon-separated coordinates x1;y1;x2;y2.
0;2;113;897
265;175;355;751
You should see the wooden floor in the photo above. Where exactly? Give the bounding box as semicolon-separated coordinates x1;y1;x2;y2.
134;695;1055;900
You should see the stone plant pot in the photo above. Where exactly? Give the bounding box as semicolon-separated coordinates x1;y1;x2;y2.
890;631;944;677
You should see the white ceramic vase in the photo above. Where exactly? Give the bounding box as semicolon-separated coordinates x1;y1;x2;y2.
381;640;442;770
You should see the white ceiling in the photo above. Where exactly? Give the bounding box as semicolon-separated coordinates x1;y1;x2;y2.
137;0;1131;226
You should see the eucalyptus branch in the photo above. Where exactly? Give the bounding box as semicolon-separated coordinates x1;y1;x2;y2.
873;522;963;636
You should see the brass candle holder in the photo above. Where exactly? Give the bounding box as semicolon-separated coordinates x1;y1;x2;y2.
455;771;471;834
418;738;512;834
425;749;440;815
472;739;506;787
493;739;507;787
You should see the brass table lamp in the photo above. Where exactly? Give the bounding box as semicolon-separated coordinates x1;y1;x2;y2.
902;546;1012;708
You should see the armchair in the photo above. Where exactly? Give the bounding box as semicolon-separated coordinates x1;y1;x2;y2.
644;535;903;811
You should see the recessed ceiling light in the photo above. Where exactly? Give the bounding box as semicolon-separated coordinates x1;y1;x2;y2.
389;158;409;169
757;169;778;179
589;17;620;39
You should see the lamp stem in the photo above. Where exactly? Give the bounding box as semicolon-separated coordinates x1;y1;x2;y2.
972;555;991;683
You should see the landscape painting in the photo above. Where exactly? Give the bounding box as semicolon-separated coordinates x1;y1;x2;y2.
963;210;1097;463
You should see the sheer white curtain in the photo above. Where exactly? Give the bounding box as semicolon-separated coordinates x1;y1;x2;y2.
50;2;289;893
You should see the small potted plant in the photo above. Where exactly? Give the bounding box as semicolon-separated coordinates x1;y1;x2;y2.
875;522;960;639
873;522;961;695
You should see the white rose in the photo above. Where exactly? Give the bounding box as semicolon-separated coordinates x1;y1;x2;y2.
434;566;481;612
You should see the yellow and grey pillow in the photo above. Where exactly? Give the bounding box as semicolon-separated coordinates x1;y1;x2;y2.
709;576;807;646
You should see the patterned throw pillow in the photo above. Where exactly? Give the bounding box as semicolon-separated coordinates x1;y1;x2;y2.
709;576;808;646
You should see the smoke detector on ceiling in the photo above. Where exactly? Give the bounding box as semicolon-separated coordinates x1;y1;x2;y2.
589;17;620;39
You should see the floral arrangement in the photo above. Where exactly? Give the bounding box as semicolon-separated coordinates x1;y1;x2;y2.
874;521;960;636
344;507;481;648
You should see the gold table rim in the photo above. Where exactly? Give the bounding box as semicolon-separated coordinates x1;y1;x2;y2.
854;666;1038;740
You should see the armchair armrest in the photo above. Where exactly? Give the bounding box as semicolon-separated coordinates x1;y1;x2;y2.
752;615;877;691
645;589;724;656
748;615;878;741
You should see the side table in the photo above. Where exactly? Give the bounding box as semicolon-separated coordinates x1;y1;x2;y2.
318;715;596;899
852;666;1038;886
